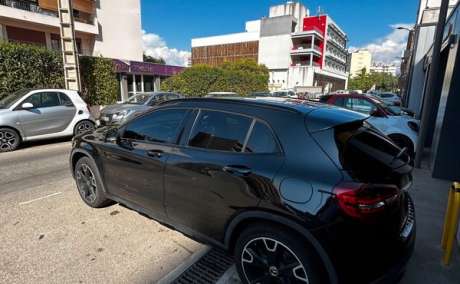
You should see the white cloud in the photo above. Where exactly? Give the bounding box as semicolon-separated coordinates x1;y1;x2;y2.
350;23;413;66
142;31;191;66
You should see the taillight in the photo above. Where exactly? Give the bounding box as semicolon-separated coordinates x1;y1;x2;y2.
333;182;400;221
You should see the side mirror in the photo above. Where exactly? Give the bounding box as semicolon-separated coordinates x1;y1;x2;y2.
21;102;34;109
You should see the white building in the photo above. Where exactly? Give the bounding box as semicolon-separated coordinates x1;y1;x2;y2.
191;2;349;93
370;64;399;76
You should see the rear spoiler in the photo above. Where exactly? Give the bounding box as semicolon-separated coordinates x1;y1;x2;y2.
305;107;368;133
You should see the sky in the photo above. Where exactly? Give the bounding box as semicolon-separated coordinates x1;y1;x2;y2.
141;0;419;66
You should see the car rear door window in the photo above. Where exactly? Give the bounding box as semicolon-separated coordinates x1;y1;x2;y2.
244;122;280;154
188;110;251;152
58;93;74;106
123;109;188;144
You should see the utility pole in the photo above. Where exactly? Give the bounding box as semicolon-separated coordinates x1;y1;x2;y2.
414;0;449;167
58;0;81;91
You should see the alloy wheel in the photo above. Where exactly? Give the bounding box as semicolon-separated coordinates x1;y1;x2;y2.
76;121;94;135
241;237;309;284
76;164;98;203
0;130;18;151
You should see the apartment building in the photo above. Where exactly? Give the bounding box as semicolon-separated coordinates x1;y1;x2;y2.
349;49;372;78
0;0;183;101
191;2;349;93
370;64;398;76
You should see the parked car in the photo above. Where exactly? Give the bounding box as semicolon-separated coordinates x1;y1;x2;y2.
98;92;181;126
271;90;297;98
205;92;239;97
371;92;401;106
0;89;94;152
249;91;272;97
320;93;419;157
70;97;415;284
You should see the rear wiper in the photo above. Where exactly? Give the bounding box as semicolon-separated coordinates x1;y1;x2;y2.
390;147;408;166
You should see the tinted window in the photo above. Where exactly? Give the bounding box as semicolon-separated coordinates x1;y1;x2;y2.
244;122;279;154
123;109;188;144
41;92;60;108
189;110;251;152
59;93;73;106
350;98;376;115
334;97;345;107
23;93;41;107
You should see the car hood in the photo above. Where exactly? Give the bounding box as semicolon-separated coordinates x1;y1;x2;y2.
100;104;149;115
306;106;368;133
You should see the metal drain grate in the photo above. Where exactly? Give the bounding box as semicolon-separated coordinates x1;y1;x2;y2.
171;248;234;284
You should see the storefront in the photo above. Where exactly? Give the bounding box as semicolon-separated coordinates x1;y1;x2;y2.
113;59;184;102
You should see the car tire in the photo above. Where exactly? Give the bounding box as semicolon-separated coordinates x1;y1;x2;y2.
74;120;95;136
74;156;114;208
235;223;323;284
0;128;20;153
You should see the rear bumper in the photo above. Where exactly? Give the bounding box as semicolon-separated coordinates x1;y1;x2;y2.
316;193;416;284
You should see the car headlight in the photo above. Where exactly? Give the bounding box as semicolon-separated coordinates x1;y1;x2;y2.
407;121;419;133
112;110;134;121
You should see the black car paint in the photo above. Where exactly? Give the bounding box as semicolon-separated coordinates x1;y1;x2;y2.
70;98;415;284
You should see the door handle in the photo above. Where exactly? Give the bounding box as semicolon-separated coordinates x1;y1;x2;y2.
223;165;251;175
147;149;164;158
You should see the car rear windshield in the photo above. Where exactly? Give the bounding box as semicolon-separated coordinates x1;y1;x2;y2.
312;121;412;184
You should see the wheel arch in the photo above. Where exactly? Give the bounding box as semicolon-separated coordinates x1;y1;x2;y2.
0;125;23;141
224;211;339;284
73;119;95;135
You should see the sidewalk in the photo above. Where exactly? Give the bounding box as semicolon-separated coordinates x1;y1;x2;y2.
400;166;460;284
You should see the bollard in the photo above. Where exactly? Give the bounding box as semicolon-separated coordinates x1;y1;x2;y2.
441;182;460;266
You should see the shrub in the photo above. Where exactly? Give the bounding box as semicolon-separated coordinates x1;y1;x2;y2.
79;56;118;105
0;41;64;99
162;59;269;96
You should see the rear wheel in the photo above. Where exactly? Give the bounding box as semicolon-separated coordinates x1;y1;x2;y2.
74;157;113;208
235;224;322;284
74;120;95;136
0;128;20;152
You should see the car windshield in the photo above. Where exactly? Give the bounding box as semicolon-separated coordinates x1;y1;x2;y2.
125;94;152;105
0;89;30;109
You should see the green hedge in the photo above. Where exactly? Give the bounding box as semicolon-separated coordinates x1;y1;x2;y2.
79;56;118;105
0;41;119;105
0;41;64;99
162;59;269;97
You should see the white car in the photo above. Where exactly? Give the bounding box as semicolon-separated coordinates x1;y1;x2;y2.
271;90;297;98
371;92;401;106
0;89;94;152
322;94;419;157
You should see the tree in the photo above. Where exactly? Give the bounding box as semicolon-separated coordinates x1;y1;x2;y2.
348;68;399;92
162;59;269;97
143;54;166;64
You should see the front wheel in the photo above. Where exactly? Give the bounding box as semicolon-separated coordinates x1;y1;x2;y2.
74;120;95;136
235;224;322;284
0;128;20;152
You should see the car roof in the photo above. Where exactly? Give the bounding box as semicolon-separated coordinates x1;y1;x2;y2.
160;97;338;115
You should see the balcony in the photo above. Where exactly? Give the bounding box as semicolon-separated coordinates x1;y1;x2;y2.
325;51;347;63
291;28;324;40
291;45;322;56
0;0;98;34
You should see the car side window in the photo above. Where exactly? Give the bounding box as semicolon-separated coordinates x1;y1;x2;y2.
22;93;41;108
244;122;280;154
351;98;376;115
40;92;60;108
334;97;345;107
123;109;188;144
344;98;353;109
188;110;251;152
58;93;74;106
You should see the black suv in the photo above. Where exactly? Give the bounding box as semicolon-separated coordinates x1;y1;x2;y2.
70;98;415;284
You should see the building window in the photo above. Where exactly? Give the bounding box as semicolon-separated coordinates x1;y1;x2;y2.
135;75;142;92
143;75;154;92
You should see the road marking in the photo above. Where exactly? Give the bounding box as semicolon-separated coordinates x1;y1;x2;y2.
19;192;63;206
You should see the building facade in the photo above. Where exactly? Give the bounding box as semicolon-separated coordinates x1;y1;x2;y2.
0;0;183;102
191;2;348;93
370;64;399;76
349;49;372;77
402;0;459;114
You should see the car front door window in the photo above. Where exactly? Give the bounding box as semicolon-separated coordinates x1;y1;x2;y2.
351;98;376;115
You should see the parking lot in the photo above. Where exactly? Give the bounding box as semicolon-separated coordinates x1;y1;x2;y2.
0;140;204;284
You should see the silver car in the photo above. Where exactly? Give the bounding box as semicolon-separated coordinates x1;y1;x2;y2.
98;92;182;126
0;89;94;152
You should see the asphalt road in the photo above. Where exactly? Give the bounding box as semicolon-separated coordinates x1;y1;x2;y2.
0;140;204;284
